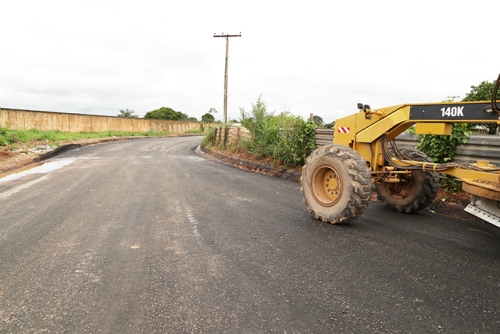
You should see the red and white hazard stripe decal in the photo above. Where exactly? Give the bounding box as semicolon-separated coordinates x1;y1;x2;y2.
337;127;350;134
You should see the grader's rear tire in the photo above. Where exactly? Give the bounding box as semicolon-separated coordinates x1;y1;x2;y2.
375;148;439;213
300;145;372;224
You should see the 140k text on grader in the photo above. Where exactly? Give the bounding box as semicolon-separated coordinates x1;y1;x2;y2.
300;73;500;227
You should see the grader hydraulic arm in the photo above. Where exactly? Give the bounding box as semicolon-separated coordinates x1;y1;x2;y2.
301;74;500;226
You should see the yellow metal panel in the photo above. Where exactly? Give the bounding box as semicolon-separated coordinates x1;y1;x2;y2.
352;142;373;168
333;117;356;147
356;107;411;143
334;104;410;146
415;123;452;135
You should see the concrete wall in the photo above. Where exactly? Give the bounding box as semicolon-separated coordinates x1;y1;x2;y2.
0;108;202;133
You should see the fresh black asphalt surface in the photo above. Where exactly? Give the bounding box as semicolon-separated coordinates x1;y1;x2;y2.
1;136;499;333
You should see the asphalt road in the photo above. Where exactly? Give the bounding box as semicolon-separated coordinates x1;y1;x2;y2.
1;136;499;333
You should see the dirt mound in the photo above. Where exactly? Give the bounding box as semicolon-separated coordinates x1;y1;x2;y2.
0;138;122;174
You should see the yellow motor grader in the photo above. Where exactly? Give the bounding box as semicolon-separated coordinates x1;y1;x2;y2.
300;74;500;227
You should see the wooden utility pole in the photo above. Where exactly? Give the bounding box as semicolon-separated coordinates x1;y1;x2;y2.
214;32;241;124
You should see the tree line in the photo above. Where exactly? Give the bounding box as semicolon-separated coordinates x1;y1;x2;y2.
117;107;218;123
117;77;498;129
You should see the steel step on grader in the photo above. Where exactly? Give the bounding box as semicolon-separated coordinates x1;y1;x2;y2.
300;73;500;227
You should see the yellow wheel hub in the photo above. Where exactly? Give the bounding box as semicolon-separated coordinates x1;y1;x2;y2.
312;165;342;206
327;172;339;192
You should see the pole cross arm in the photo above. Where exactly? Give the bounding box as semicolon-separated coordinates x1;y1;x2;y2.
213;34;242;38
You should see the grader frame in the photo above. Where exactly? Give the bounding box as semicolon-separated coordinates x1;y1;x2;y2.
300;75;500;226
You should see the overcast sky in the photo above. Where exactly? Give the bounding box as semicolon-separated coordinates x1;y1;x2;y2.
1;0;498;123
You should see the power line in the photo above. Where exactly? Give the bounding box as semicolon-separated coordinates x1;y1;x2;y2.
214;32;241;124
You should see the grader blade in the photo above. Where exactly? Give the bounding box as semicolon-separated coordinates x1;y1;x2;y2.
465;196;500;228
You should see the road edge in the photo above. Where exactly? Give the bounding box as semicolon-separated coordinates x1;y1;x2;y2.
196;144;302;182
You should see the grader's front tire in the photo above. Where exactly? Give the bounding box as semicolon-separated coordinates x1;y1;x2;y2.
300;145;372;224
375;148;439;213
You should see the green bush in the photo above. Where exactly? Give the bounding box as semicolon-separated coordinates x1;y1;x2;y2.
240;95;279;158
202;128;216;147
235;95;317;167
274;117;316;165
417;123;471;163
416;123;471;192
0;127;8;146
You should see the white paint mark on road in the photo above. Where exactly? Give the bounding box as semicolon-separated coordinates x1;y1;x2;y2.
186;207;201;241
226;196;253;208
131;244;140;249
0;158;78;183
0;175;49;200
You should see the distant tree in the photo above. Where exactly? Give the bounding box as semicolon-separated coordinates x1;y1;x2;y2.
312;115;324;127
462;80;495;102
462;79;497;134
118;109;138;118
208;108;218;114
144;107;188;120
324;121;335;129
201;113;215;123
188;117;198;122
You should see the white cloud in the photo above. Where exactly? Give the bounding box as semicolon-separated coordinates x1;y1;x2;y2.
1;0;498;123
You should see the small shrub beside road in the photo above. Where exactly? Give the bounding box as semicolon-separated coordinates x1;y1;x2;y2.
203;96;317;169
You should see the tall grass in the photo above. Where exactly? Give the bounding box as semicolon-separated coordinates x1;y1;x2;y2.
0;128;172;147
